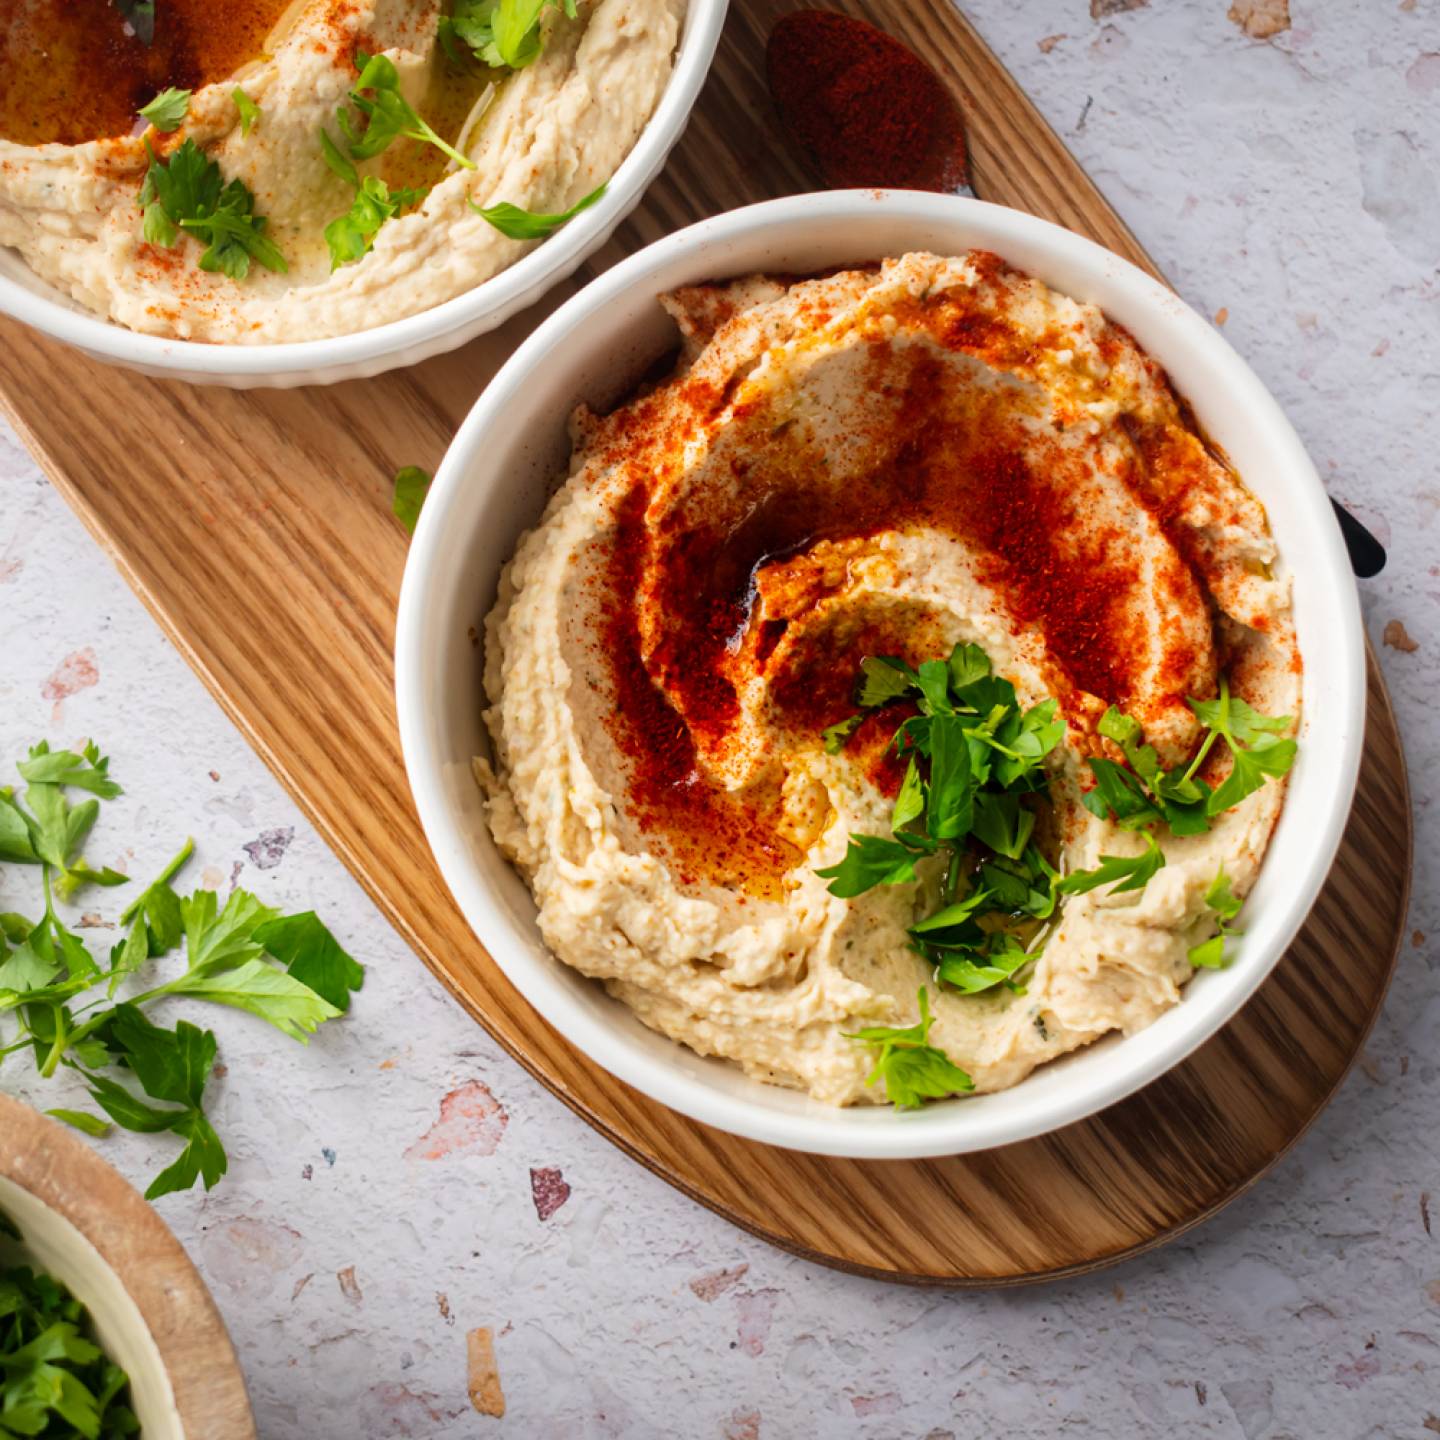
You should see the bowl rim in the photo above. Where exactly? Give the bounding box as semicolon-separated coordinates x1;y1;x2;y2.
395;189;1366;1160
0;0;729;379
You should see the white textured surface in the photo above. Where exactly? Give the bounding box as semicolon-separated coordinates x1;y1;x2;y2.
0;1;1435;1434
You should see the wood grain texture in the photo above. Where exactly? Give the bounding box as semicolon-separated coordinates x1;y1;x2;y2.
0;1095;254;1437
0;1;1412;1285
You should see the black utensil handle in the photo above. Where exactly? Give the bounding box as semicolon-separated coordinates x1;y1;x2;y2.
1331;497;1386;578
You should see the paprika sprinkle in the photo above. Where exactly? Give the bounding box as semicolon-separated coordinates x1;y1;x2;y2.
765;11;970;192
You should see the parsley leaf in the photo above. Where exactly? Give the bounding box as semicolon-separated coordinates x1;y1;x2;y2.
161;956;342;1042
232;87;261;137
1056;831;1165;897
339;51;475;170
821;713;864;754
857;655;919;708
469;182;606;239
816;835;923;898
445;0;578;69
924;714;974;840
325;175;427;269
1188;863;1244;969
251;911;364;1011
138;87;191;132
141;138;287;279
1186;681;1297;815
844;987;973;1108
392;466;432;532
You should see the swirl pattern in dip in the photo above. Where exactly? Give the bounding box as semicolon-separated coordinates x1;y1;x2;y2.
479;251;1301;1105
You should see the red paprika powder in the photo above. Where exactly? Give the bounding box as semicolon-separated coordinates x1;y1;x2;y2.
765;10;969;192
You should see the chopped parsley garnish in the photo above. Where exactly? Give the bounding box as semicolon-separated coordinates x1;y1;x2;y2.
139;138;287;280
324;169;427;270
137;86;190;133
0;739;361;1200
392;466;433;532
844;987;974;1109
1082;679;1296;835
819;643;1298;1107
1188;863;1244;969
816;641;1069;1009
0;1226;138;1438
232;87;261;137
441;0;578;70
469;183;606;239
337;51;475;171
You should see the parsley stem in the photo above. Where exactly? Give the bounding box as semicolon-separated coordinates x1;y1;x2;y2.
119;837;193;923
943;846;962;905
37;1003;67;1078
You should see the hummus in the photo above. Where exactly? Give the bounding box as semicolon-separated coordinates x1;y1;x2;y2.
0;0;682;342
480;252;1301;1105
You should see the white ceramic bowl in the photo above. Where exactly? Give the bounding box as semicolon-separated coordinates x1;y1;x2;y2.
395;191;1365;1160
0;0;727;389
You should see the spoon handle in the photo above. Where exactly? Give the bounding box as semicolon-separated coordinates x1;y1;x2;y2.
1331;496;1386;578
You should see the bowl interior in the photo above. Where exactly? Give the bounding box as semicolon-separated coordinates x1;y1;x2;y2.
0;1175;182;1438
399;193;1364;1158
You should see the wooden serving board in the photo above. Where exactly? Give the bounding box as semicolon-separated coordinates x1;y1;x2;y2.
0;2;1412;1284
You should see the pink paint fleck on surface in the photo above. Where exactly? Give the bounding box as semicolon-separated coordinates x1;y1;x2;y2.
529;1165;571;1221
689;1263;749;1302
851;1392;902;1417
199;1217;304;1299
1406;53;1440;94
0;556;21;585
723;1408;761;1440
359;1382;456;1436
404;1080;508;1161
1334;1348;1381;1389
734;1289;779;1358
41;647;97;722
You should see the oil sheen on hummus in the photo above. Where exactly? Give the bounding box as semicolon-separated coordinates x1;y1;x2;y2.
479;252;1301;1105
0;0;682;341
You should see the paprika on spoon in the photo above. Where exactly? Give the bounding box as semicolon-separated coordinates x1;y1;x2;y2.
763;8;1384;578
766;11;971;194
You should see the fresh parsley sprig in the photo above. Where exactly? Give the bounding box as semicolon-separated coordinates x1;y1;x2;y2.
1083;679;1295;835
323;165;427;269
844;986;974;1109
816;642;1068;1000
338;51;475;171
138;86;190;133
140;138;287;280
392;466;433;532
0;1228;138;1438
232;87;261;137
469;183;606;239
0;741;362;1200
440;0;578;70
1188;864;1244;969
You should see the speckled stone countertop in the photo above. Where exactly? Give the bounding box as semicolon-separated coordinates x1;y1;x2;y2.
1;2;1436;1435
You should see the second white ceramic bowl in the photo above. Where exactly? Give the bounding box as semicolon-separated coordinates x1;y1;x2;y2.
0;0;727;388
395;190;1365;1160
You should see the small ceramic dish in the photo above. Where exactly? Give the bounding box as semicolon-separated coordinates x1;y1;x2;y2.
395;190;1365;1160
0;1095;253;1438
0;0;728;389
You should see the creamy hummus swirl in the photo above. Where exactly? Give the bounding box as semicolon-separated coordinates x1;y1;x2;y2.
0;0;681;342
481;252;1300;1104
